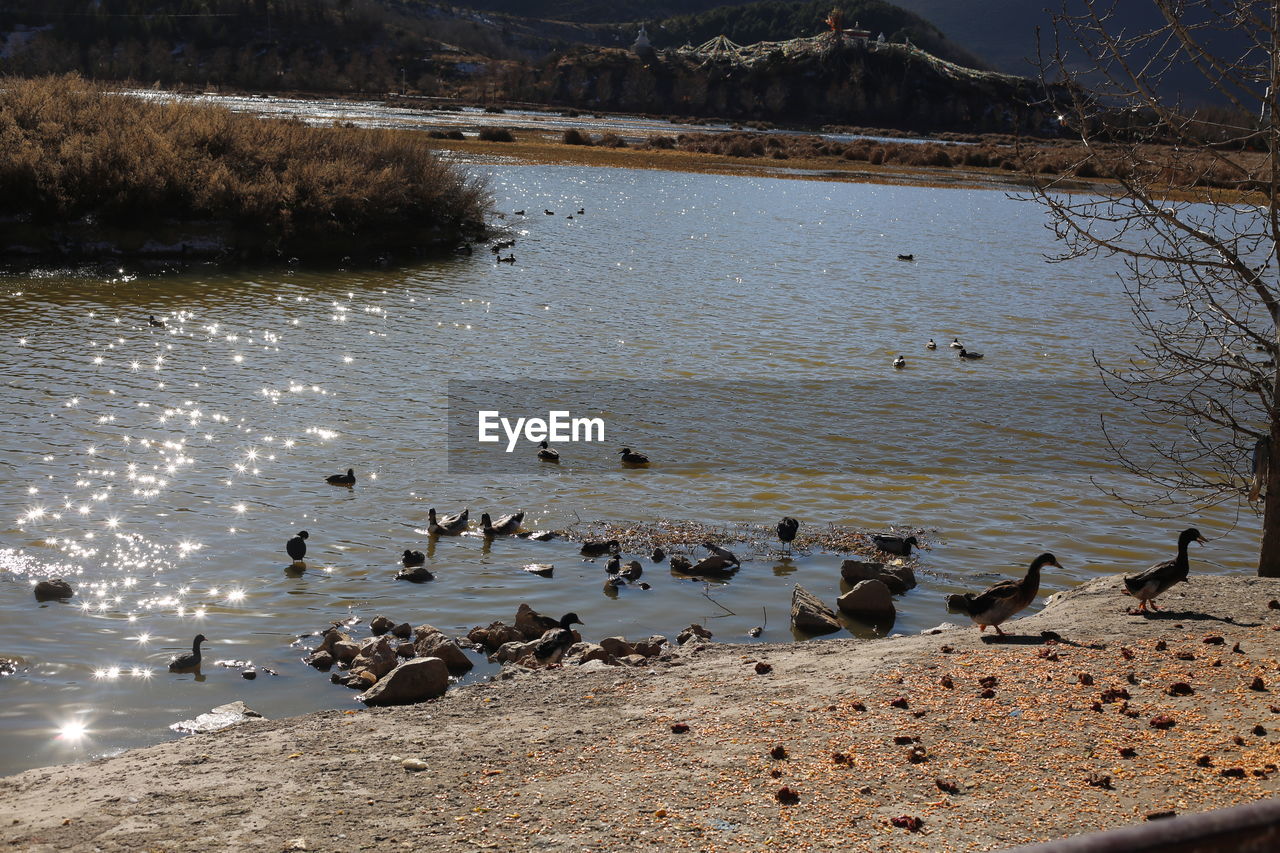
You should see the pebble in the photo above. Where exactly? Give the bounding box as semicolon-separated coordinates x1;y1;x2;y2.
401;758;429;772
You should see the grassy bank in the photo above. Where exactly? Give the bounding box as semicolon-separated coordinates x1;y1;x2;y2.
0;75;490;259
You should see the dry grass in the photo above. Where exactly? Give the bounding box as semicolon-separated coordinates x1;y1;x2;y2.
0;75;490;255
669;130;1269;194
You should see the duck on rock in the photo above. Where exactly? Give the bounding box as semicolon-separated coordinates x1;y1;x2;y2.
532;613;584;666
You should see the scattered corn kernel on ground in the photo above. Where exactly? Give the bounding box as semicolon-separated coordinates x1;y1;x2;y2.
1;575;1276;852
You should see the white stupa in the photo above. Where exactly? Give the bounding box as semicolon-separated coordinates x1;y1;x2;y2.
632;25;652;55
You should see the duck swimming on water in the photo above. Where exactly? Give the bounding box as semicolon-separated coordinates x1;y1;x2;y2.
957;348;984;360
428;507;469;536
926;339;937;350
947;552;1061;635
402;549;425;567
148;314;166;328
950;338;963;348
168;634;207;672
537;440;560;462
326;468;356;486
619;447;649;466
481;511;524;536
1124;528;1206;613
893;355;906;369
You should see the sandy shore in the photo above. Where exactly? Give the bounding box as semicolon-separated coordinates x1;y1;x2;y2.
2;575;1278;851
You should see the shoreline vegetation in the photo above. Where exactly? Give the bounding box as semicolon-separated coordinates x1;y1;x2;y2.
2;575;1277;851
0;76;490;262
424;116;1265;203
1;75;1259;264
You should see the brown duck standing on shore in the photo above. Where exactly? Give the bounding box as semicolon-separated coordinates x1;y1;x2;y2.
947;552;1061;635
1123;528;1206;613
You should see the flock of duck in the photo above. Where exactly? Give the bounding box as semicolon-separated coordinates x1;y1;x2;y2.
170;456;1207;672
894;336;984;369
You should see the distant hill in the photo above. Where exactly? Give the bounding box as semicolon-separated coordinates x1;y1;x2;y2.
649;0;988;70
443;0;987;69
0;0;1052;134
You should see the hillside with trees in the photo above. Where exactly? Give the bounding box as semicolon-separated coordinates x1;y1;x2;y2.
648;0;986;70
0;0;1043;133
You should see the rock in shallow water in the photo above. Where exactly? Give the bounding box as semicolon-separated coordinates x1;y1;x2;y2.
170;700;264;734
840;559;916;595
791;584;841;635
837;579;896;620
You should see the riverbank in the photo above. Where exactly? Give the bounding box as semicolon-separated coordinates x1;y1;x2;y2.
429;132;1100;195
2;575;1277;852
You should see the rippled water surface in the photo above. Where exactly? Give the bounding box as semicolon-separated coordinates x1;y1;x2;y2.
0;163;1259;776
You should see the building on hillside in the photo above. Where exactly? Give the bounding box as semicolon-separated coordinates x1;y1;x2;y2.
632;26;653;58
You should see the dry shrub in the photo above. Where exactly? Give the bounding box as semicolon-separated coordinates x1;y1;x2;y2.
562;128;592;146
644;135;675;149
0;74;489;254
478;126;515;142
596;132;626;148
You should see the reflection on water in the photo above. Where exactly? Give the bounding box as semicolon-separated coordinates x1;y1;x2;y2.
0;165;1259;777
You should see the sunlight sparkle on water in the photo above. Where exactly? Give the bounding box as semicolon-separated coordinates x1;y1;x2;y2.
56;720;88;742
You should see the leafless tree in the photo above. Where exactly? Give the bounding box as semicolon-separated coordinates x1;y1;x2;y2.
1029;1;1279;575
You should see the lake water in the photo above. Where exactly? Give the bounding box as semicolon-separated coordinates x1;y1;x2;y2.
0;162;1259;777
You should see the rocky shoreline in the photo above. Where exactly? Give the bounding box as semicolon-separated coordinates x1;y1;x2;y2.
2;575;1278;852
